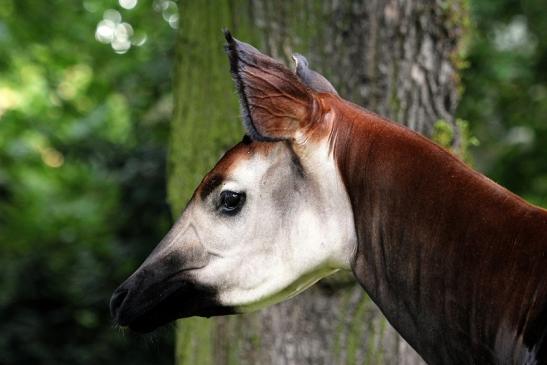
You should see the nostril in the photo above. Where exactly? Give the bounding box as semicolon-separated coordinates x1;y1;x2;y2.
110;287;129;321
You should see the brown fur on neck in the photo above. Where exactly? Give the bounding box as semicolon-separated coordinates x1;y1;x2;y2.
324;94;547;364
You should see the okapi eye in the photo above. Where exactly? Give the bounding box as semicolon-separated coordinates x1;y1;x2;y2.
218;190;246;216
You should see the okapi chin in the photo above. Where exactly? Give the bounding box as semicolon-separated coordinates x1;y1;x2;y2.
111;32;547;364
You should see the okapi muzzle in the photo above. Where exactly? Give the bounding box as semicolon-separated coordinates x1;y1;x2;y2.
110;219;234;333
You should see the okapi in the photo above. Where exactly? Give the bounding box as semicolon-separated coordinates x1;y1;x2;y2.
111;32;547;364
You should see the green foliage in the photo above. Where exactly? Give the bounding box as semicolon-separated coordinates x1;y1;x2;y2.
457;0;547;207
441;0;472;93
0;0;179;363
432;120;455;149
432;119;479;164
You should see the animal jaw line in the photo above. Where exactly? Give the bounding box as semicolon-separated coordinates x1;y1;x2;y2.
232;265;342;313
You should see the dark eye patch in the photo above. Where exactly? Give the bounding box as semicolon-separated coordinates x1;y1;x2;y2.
200;174;224;201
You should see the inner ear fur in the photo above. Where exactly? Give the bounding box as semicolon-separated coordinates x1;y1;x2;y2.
225;31;316;141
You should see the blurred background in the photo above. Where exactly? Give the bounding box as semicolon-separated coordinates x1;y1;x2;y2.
0;1;544;364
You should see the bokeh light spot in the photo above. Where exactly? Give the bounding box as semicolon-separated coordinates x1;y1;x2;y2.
112;22;133;54
0;87;20;119
153;0;179;28
94;10;141;54
41;147;64;168
103;9;122;23
131;31;147;47
95;19;116;43
119;0;138;10
83;0;99;13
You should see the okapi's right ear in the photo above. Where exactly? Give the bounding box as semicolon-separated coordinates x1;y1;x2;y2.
292;54;338;95
224;31;315;141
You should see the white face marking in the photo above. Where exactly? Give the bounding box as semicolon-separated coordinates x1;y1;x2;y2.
169;139;357;312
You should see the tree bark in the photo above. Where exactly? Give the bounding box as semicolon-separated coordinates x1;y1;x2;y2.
170;1;468;364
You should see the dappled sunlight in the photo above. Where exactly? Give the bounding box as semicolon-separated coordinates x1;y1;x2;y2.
0;60;49;120
40;147;65;168
119;0;138;10
493;15;537;53
93;0;177;54
154;0;178;29
57;64;93;101
95;9;135;54
0;87;20;119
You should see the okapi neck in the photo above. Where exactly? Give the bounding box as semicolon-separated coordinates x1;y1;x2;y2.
329;98;547;364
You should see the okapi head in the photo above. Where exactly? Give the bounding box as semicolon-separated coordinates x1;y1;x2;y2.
110;32;355;333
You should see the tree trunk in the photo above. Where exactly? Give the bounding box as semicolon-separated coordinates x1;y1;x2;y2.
169;1;468;364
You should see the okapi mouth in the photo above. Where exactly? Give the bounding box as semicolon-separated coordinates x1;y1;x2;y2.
110;275;235;333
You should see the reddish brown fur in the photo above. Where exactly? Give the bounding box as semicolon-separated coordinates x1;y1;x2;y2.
321;93;547;364
195;138;276;200
226;33;315;141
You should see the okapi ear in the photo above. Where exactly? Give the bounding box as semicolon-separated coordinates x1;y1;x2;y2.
224;31;315;141
292;54;338;95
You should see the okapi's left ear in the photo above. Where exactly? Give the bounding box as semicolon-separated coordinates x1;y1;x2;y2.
225;31;316;141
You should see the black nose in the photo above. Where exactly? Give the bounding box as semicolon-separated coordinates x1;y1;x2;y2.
110;286;129;323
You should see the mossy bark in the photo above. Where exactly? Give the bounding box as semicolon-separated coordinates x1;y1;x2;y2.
170;1;468;364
